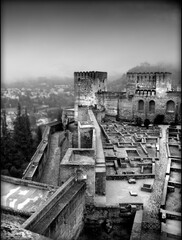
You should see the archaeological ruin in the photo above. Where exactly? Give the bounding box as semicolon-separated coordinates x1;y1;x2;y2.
1;71;181;240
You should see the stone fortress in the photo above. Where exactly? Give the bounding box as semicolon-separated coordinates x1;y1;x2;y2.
74;71;181;123
1;70;181;240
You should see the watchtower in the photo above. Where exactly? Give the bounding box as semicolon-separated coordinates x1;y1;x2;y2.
74;71;107;121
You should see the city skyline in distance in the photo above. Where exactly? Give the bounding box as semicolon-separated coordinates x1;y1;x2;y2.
1;0;181;83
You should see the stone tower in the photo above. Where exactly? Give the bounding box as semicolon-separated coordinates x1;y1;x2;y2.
74;71;107;121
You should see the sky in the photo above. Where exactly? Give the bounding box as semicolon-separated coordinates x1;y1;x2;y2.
1;0;181;83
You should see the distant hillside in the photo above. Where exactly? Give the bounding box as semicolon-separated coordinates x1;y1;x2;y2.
1;76;74;89
107;63;181;92
107;74;127;92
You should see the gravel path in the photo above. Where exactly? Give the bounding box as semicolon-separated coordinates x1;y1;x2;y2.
39;132;61;186
141;125;169;236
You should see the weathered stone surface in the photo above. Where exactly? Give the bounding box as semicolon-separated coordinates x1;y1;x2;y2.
75;71;181;124
1;221;51;240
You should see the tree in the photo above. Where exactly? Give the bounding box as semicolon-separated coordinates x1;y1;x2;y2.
36;126;42;145
144;119;150;129
57;108;63;122
57;108;63;130
1;109;8;137
154;114;164;125
135;116;142;126
13;103;35;163
1;109;14;174
1;103;37;178
22;108;35;160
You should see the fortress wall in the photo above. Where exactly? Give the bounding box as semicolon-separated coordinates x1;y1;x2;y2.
88;110;106;196
75;71;180;124
22;122;62;182
59;148;95;204
93;109;106;123
130;210;143;240
156;72;172;97
96;92;122;116
74;72;107;104
22;177;86;240
59;130;73;161
78;107;89;121
59;164;95;204
74;72;107;120
80;128;93;148
43;182;86;240
105;96;118;116
32;148;48;182
119;97;133;121
132;95;179;123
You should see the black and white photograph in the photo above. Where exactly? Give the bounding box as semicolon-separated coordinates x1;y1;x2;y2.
1;0;181;239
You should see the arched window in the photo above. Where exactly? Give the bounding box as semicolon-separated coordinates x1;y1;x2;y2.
166;100;175;113
149;100;155;113
138;100;144;111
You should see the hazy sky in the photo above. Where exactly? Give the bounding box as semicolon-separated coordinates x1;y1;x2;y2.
1;0;181;82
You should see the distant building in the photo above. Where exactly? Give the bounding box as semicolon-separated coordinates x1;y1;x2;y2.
74;71;181;123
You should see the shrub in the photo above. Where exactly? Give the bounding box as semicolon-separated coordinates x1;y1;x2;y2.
144;119;150;129
154;114;164;125
135;116;143;126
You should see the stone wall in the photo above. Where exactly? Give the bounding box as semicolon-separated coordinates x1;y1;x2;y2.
74;71;181;124
95;171;106;195
79;205;135;240
132;93;180;123
74;71;107;120
32;145;49;182
59;164;95;204
96;92;119;116
130;210;143;240
119;97;133;121
22;123;61;181
1;221;51;240
93;109;106;123
80;128;93;148
59;130;72;160
43;182;86;240
22;177;86;240
77;107;89;121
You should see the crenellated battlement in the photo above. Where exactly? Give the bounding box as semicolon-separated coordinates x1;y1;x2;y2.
126;71;172;93
74;71;107;80
74;71;108;120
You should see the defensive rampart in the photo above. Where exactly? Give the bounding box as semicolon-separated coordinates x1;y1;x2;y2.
22;121;63;182
22;176;86;240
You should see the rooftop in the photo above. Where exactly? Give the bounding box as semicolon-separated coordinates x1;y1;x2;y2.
1;176;58;214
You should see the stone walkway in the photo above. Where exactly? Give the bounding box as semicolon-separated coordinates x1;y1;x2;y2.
141;125;169;238
39;132;61;186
